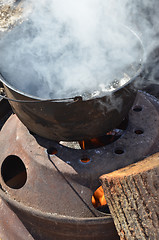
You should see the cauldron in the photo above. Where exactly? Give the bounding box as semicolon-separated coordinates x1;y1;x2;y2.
0;26;143;141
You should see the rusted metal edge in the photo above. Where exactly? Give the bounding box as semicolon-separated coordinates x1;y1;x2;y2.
0;187;113;224
0;198;34;240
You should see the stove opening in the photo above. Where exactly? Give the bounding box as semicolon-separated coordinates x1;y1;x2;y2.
1;155;27;189
59;117;128;150
79;117;128;150
92;186;110;214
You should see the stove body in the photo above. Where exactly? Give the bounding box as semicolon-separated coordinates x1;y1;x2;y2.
0;0;159;238
0;92;159;239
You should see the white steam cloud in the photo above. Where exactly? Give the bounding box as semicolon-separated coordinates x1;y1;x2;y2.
0;0;154;100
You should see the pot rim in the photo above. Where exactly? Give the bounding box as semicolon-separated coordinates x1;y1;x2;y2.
0;67;144;103
0;26;145;103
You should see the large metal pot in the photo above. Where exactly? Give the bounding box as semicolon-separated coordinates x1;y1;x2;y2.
0;25;143;141
0;72;141;141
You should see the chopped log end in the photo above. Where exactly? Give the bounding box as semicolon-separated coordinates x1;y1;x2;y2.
100;153;159;182
100;153;159;240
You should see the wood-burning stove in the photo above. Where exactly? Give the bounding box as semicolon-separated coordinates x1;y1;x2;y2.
0;91;159;239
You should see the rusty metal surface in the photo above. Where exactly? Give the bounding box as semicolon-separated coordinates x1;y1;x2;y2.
0;191;119;240
0;92;159;216
0;198;34;240
0;91;159;239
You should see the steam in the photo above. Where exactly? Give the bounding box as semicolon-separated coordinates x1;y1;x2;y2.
0;0;155;100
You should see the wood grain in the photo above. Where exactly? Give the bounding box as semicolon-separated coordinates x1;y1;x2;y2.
100;153;159;240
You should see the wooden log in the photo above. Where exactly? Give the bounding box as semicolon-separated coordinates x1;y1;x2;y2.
100;153;159;240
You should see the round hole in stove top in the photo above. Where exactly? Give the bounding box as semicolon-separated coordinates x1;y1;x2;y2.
47;147;58;155
1;155;27;189
135;129;144;135
133;105;143;112
114;148;125;155
80;157;91;164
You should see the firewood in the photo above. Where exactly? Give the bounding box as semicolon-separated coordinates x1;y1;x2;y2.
100;153;159;240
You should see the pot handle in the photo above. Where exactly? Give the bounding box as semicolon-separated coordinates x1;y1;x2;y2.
0;88;80;103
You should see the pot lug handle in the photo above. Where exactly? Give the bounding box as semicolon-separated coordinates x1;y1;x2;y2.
0;88;81;103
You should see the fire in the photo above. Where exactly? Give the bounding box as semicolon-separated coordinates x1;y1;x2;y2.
92;186;107;208
79;138;104;149
79;129;123;150
90;137;103;147
81;140;85;150
79;140;86;150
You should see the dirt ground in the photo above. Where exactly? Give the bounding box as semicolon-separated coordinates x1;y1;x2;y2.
0;1;22;32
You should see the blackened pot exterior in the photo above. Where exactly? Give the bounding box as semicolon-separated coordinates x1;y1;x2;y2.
2;80;138;141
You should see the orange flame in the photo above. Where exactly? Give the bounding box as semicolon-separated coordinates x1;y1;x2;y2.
79;140;86;150
92;186;107;208
90;138;102;146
